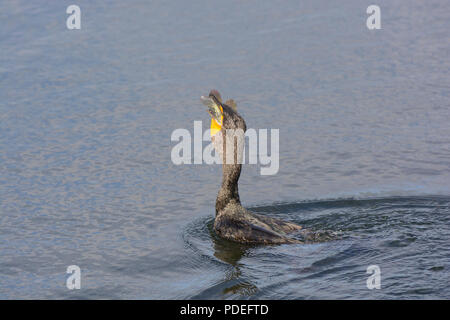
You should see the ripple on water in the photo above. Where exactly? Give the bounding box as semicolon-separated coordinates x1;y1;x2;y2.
183;196;450;299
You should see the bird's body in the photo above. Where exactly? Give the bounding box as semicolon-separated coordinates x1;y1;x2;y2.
202;90;303;244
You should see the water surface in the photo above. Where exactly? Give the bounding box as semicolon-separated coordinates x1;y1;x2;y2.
0;0;449;299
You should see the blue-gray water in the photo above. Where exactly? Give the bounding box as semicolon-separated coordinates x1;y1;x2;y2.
0;0;449;299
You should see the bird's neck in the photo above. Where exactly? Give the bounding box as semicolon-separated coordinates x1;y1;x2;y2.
215;163;242;215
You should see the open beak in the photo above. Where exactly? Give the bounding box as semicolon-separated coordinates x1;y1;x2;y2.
201;96;223;125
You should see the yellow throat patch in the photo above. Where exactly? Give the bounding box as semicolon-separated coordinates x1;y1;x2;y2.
210;106;223;137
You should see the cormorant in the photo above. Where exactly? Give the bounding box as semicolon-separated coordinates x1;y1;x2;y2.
201;90;303;244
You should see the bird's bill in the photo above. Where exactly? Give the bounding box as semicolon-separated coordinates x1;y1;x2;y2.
201;96;223;126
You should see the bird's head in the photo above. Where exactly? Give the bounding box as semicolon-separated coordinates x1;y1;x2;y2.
201;89;246;137
201;90;247;165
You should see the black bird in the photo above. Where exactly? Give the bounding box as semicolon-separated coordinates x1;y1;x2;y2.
201;90;303;244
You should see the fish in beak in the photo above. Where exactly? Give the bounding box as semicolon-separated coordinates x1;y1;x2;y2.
201;95;223;126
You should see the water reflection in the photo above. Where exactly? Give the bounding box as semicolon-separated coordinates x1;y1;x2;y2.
207;221;259;296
